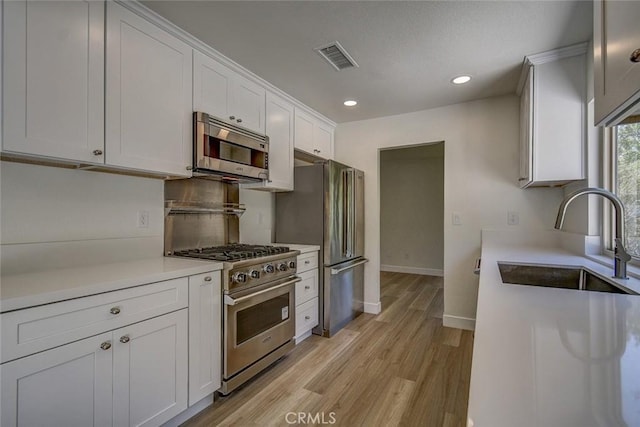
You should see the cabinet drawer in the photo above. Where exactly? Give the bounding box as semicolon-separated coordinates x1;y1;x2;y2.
1;278;188;363
296;269;318;306
297;252;318;273
295;297;318;339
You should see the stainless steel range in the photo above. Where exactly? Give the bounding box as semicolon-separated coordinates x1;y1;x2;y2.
172;244;300;394
165;177;301;395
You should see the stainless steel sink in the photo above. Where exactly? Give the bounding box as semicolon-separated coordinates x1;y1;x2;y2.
497;262;636;295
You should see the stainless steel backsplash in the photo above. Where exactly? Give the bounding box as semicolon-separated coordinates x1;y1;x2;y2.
164;178;240;254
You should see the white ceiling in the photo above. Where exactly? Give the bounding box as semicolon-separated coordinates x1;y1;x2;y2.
142;0;593;123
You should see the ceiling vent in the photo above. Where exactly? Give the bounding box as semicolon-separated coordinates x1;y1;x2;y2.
314;41;359;71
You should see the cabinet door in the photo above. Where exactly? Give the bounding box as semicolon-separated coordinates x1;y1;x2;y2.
231;74;266;133
1;332;113;427
314;122;334;160
265;92;294;190
193;51;232;120
294;109;315;154
106;2;192;177
594;0;640;125
519;66;533;188
113;310;188;427
188;272;221;406
2;0;104;163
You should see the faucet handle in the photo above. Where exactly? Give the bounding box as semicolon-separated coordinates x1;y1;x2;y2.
614;238;632;262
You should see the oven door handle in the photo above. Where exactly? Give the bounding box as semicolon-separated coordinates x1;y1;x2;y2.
223;277;301;306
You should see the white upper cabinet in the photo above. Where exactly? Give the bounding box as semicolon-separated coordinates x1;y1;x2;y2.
105;2;192;177
594;0;640;126
294;108;334;159
518;44;587;188
2;0;105;163
193;51;266;134
244;91;295;191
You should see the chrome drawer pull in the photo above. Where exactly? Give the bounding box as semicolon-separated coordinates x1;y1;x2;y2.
100;341;111;351
305;316;311;320
110;307;121;315
120;335;130;344
204;276;212;282
305;285;311;290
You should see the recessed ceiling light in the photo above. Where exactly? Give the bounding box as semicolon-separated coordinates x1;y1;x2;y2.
344;100;357;107
451;75;472;85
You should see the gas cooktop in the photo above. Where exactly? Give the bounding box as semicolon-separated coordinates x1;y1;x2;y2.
172;244;290;262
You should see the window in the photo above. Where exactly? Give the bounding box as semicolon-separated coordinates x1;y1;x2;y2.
611;121;640;258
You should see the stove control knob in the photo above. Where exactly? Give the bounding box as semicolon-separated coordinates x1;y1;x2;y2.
277;263;288;272
288;261;296;270
263;264;275;274
232;272;247;284
249;270;260;279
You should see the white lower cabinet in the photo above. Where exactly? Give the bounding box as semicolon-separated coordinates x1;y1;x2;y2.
295;251;319;343
1;332;114;427
0;269;220;427
1;310;188;427
113;309;188;427
187;272;221;406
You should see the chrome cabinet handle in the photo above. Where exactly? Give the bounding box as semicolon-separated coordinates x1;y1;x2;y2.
120;335;130;344
630;49;640;63
305;316;311;320
305;285;311;290
304;260;310;265
229;116;235;120
93;149;103;156
204;276;212;282
186;165;193;171
100;341;111;351
110;307;121;315
236;118;243;123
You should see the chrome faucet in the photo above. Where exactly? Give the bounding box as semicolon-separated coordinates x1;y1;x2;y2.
554;187;631;279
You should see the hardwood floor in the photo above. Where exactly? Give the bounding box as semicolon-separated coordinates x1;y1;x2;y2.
184;272;474;427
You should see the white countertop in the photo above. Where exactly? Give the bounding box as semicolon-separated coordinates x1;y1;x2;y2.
468;230;640;427
274;243;320;254
0;257;222;312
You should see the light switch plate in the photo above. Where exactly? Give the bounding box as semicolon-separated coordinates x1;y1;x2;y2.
507;211;520;226
452;212;462;226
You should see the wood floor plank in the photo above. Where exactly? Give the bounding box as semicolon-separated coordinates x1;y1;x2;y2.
184;273;473;427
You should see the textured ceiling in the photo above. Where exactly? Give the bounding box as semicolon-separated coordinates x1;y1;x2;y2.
142;0;593;123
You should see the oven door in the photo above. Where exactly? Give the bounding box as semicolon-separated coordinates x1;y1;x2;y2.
223;276;298;378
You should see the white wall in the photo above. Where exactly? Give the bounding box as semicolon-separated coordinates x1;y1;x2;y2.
334;95;564;328
0;161;164;273
380;143;444;274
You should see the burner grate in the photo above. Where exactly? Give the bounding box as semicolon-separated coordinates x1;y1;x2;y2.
173;244;290;261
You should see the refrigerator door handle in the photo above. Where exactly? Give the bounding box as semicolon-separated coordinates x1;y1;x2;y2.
331;258;369;275
342;169;349;258
349;169;356;258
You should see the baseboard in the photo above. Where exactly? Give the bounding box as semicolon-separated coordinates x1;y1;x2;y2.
163;393;214;427
364;301;381;315
295;329;313;344
443;314;476;331
380;264;444;277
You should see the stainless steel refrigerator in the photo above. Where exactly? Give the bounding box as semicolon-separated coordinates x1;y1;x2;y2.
275;160;367;337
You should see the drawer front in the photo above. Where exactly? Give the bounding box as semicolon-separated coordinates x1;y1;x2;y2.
295;297;318;339
295;269;318;306
297;251;318;274
1;278;188;363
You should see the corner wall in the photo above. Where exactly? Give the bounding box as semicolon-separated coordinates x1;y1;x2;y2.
334;95;564;328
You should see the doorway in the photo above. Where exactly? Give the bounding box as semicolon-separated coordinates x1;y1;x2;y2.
379;142;444;277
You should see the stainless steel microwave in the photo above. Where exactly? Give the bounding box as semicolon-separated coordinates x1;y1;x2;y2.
193;112;269;181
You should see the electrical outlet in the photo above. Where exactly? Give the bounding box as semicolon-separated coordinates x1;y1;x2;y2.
137;211;149;228
507;211;520;226
452;212;462;226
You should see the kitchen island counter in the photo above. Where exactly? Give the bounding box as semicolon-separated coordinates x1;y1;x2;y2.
468;229;640;427
1;257;222;312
